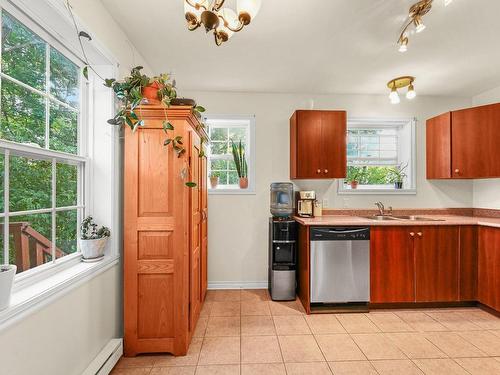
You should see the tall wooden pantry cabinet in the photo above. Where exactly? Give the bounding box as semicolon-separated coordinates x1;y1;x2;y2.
124;105;208;356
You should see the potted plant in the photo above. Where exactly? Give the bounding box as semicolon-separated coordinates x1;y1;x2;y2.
79;216;111;262
0;264;16;311
209;171;220;189
230;139;248;189
387;163;408;189
346;168;360;189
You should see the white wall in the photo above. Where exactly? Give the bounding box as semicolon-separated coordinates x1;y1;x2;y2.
472;86;500;209
0;1;150;374
184;90;472;286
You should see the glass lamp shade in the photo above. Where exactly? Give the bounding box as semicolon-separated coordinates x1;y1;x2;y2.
184;0;208;19
217;8;239;39
389;89;400;104
406;85;417;99
237;0;262;20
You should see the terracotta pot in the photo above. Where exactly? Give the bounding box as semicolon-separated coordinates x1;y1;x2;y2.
142;82;162;103
350;181;359;189
210;176;219;189
239;177;249;189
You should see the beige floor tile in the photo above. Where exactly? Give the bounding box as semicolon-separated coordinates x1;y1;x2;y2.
315;334;366;361
370;359;424;374
150;367;196;375
458;330;500;356
454;310;500;330
278;335;325;363
328;361;378;375
426;312;482;331
206;317;240;337
241;301;271;316
241;315;276;336
206;290;241;302
352;333;406;360
367;312;415;332
413;358;469;375
200;302;213;318
273;315;311;335
210;302;240;317
454;357;500;375
240;363;286;375
241;289;270;302
336;314;380;333
386;332;446;359
304;314;346;335
111;369;152;375
193;317;209;338
116;356;157;368
285;362;332;375
198;337;240;365
395;312;448;332
269;300;305;316
241;335;283;364
424;332;487;358
154;338;202;367
195;364;240;375
492;330;500;338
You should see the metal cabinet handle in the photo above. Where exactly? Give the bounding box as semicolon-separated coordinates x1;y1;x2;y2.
454;168;460;174
410;232;415;237
324;169;328;174
417;232;422;237
317;169;321;174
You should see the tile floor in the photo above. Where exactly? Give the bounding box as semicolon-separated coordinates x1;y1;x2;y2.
111;289;500;375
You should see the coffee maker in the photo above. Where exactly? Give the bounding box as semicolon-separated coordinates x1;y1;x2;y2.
296;191;316;217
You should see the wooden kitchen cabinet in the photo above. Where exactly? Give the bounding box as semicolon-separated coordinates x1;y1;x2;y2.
459;226;478;301
426;103;500;179
478;226;500;311
290;110;346;179
370;227;415;303
414;226;459;302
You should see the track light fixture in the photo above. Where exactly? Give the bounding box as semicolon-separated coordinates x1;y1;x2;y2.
387;77;416;104
397;0;433;52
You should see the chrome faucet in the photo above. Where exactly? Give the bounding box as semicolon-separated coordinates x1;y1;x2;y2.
375;202;385;216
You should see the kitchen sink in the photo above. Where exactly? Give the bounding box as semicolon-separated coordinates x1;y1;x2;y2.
359;215;398;221
360;215;445;222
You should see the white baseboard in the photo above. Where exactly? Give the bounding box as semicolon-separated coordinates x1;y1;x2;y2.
208;281;268;290
82;338;123;375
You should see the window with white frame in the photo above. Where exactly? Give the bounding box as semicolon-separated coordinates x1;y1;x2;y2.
339;118;416;193
0;9;86;275
205;116;255;193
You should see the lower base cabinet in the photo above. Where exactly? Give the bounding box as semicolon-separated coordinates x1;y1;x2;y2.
478;226;500;311
371;226;460;303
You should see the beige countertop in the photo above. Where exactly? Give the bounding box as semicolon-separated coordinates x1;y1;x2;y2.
294;214;500;229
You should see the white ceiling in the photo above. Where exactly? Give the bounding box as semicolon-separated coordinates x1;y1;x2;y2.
101;0;500;97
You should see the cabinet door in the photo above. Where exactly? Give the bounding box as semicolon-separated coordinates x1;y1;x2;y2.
459;226;478;301
321;111;347;178
200;154;208;301
426;112;451;179
452;103;500;178
370;227;415;303
478;226;500;311
415;226;459;302
296;111;323;178
189;132;202;329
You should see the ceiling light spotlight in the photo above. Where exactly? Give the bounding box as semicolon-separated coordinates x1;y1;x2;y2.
387;76;416;104
184;0;262;46
396;0;434;52
444;0;453;6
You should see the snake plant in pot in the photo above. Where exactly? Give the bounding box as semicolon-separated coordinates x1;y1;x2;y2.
231;139;248;189
79;216;111;262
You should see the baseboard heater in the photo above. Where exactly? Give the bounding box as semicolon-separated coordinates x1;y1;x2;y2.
82;338;123;375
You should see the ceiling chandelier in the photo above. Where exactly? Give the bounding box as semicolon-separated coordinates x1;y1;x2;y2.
387;76;416;104
184;0;262;46
397;0;454;53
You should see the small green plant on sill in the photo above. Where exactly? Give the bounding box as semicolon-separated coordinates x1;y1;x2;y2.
80;216;110;240
386;163;408;184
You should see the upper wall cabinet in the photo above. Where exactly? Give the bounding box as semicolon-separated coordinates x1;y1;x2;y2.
427;103;500;179
290;110;347;179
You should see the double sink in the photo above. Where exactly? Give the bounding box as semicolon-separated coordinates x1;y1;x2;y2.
360;215;445;222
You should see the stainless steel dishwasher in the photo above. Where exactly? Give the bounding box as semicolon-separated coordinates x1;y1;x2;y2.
310;227;370;304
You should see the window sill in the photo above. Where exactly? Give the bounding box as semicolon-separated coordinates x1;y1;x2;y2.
0;254;119;331
338;188;417;195
209;187;256;195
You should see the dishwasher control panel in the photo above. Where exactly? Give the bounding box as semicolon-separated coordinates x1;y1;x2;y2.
310;227;370;241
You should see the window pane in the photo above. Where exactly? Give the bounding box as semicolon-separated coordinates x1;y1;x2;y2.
229;128;246;143
10;156;51;212
211;159;227;170
56;163;77;207
217;171;228;185
1;12;46;91
49;101;78;154
228;171;239;185
0;153;4;212
210;128;227;142
211;141;228;155
0;78;46;147
50;47;80;108
9;213;52;273
228;160;237;171
56;210;77;256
